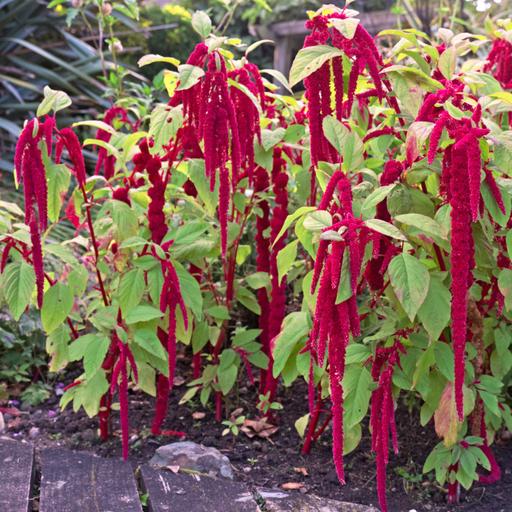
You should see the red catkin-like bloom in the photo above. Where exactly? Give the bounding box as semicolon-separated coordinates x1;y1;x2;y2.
484;37;512;89
307;171;368;485
151;247;188;435
29;219;44;308
449;144;474;420
428;111;449;164
302;12;389;167
370;341;405;512
58;127;86;188
254;166;271;389
14;119;52;307
484;167;506;215
229;65;262;184
264;149;289;398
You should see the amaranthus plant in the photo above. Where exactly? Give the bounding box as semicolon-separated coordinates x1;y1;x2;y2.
1;4;512;512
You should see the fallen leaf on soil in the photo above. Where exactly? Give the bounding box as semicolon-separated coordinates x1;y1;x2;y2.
241;417;278;438
231;407;244;418
293;466;309;476
281;482;305;490
7;417;22;429
165;465;180;473
0;406;23;416
192;411;206;420
173;376;185;386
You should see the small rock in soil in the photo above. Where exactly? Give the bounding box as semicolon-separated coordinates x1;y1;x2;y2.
28;427;40;439
149;440;234;479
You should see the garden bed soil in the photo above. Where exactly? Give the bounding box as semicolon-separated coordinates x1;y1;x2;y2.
2;360;511;512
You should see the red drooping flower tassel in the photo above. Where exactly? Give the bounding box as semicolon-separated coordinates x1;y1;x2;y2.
264;149;289;399
229;64;262;185
151;247;188;435
449;143;473;421
14;119;52;307
58;127;87;188
370;340;405;512
307;172;368;485
484;37;512;89
254;165;271;391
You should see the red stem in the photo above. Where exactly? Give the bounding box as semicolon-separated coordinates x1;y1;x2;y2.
302;392;323;455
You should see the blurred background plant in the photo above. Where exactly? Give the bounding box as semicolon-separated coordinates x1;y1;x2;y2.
0;308;51;406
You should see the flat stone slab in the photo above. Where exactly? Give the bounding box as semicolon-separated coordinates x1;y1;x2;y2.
39;448;142;512
140;465;258;512
149;441;234;479
257;488;378;512
0;438;34;512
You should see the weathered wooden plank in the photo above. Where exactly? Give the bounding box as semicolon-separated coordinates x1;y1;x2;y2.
0;438;34;512
257;488;378;512
140;465;258;512
39;448;142;512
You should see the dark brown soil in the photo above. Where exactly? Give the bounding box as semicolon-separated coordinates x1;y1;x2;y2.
3;359;511;512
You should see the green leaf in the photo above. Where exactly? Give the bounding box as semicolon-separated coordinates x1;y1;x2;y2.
236;286;261;315
322;116;363;170
84;335;110;379
345;343;372;365
177;64;205;91
365;219;407;241
125;304;164;324
45;163;70;222
498;268;512;311
72;120;116;134
41;283;73;333
434;341;455;382
272;312;311;377
175;262;203;320
260;128;286;151
148;104;183;154
118;268;145;316
289;45;344;87
245;272;270;290
331;17;359;39
417;276;451;340
78;370;109;417
277;240;298;285
260;68;293;94
388;253;430;322
206;305;230;320
361;184;395;219
438;46;456;80
36;86;71;117
191;10;212;39
273;206;316;247
69;334;99;361
343;366;373;428
382;65;444;92
111;200;138;241
138;54;180;68
294;413;310;438
134;328;167;360
303;210;332;231
395;213;448;241
217;365;238;395
83;138;120;160
1;261;35;320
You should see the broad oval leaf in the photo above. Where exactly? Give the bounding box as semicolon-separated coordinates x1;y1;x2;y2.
388;253;430;322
